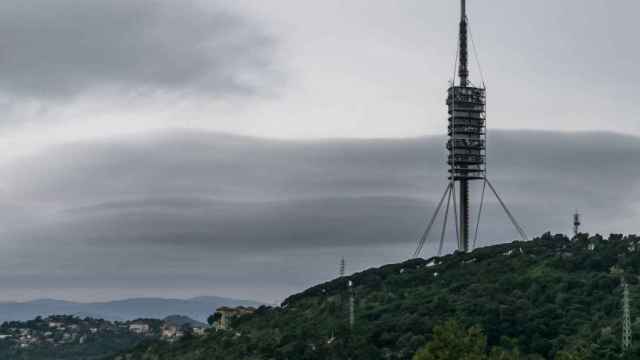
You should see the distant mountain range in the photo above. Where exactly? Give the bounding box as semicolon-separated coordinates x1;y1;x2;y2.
0;296;263;323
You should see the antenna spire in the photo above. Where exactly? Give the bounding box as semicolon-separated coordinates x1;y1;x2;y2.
458;0;469;87
461;0;466;21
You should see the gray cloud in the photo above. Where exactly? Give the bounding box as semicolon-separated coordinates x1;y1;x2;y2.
1;130;639;301
0;0;276;99
4;130;640;246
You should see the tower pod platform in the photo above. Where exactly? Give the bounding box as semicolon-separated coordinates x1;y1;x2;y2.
447;85;486;181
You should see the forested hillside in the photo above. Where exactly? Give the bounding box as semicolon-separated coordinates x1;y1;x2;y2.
114;233;640;360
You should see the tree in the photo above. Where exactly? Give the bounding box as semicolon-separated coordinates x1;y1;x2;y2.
413;321;487;360
488;347;520;360
180;323;194;340
555;350;588;360
207;312;222;327
414;321;522;360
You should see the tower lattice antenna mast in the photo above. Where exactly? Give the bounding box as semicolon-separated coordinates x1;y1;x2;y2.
339;258;354;329
623;278;632;352
412;0;528;258
348;280;355;329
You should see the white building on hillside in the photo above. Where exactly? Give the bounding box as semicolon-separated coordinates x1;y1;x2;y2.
129;323;150;334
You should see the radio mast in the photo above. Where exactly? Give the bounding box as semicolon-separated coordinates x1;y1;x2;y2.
573;211;581;237
413;0;527;257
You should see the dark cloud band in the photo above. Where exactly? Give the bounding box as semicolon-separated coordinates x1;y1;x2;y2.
0;0;276;99
4;129;639;249
1;130;638;301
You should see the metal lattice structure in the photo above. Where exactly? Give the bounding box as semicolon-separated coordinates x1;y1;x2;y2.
413;0;527;258
623;280;632;352
348;280;355;329
573;211;581;237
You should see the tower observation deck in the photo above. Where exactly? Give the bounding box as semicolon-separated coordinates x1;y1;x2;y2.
412;0;527;257
447;86;486;182
448;84;486;251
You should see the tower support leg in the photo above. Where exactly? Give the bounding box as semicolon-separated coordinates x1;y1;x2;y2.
439;186;454;256
472;178;488;250
486;179;528;241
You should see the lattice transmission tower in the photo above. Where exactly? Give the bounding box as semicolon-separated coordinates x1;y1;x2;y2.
573;210;581;237
623;279;632;352
338;258;355;329
348;280;355;329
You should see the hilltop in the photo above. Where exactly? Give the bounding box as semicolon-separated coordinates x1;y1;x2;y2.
112;233;640;359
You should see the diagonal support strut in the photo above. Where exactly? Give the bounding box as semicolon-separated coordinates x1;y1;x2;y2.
412;183;452;258
438;186;454;256
486;178;528;241
472;178;487;250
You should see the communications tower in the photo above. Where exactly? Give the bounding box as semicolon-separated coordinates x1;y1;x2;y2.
573;211;581;237
413;0;527;257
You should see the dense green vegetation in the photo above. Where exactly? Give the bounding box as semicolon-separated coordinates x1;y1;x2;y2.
413;320;520;359
114;233;640;359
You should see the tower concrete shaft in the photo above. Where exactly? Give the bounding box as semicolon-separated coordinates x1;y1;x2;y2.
460;181;470;251
459;0;470;251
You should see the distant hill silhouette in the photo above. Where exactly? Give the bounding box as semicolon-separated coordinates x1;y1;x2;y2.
0;296;262;323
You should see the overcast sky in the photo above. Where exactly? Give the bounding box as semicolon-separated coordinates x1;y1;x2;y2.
0;0;638;303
